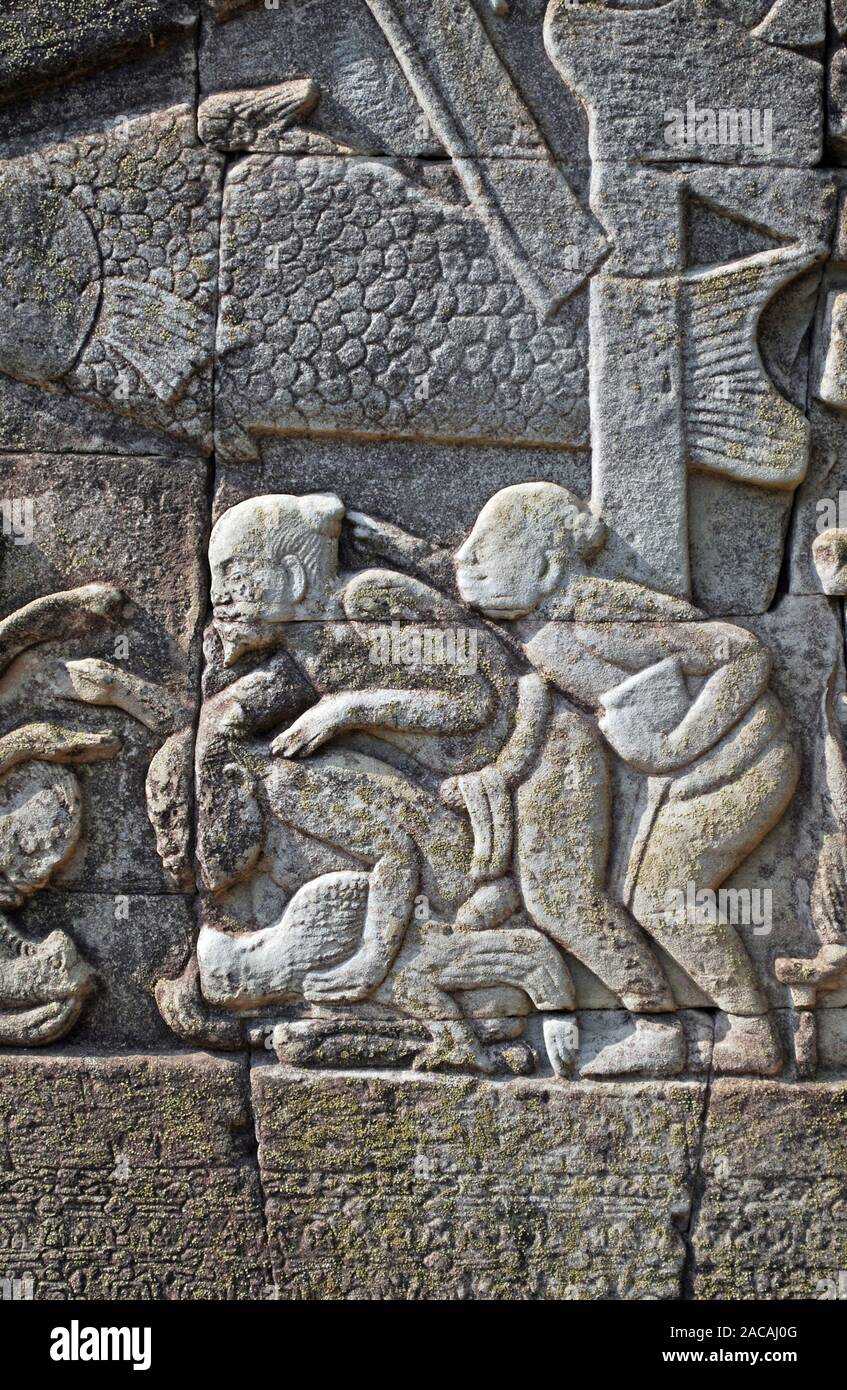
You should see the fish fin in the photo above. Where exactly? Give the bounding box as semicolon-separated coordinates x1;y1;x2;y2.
97;277;214;402
198;80;320;152
682;244;821;488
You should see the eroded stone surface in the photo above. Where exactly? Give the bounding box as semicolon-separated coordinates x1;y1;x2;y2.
0;1053;270;1299
546;0;823;167
253;1066;705;1299
16;891;194;1048
0;1;197;104
693;1080;847;1299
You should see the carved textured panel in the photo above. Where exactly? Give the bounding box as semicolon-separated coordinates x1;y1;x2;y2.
0;1054;270;1299
253;1068;705;1300
1;0;847;1307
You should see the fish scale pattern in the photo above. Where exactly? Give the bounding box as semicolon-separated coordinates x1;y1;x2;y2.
215;155;589;460
37;106;222;451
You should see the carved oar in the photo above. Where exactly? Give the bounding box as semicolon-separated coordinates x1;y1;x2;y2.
364;0;608;317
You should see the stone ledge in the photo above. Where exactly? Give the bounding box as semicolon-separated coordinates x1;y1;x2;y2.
6;1055;847;1301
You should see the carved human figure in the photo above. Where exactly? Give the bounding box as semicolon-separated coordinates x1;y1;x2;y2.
186;493;583;1071
350;483;798;1074
0;581;197;1044
199;856;573;1075
0;584;126;1043
191;492;681;1076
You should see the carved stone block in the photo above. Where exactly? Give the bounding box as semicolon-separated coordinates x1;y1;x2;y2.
2;0;847;1310
0;1053;270;1299
253;1067;705;1299
215;155;592;460
693;1080;847;1299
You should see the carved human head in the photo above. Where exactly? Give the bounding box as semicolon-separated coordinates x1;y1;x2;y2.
209;493;345;664
455;483;607;618
813;529;847;596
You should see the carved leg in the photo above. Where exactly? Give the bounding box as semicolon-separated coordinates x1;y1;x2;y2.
374;923;574;1074
630;737;799;1074
264;749;476;912
408;926;575;1014
375;962;500;1074
630;736;799;1019
515;706;674;1011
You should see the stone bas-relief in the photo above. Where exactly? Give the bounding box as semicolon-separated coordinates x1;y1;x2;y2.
6;0;847;1304
148;482;803;1081
0;582;194;1043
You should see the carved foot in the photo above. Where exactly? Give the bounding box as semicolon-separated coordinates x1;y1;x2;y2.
155;956;245;1049
542;1015;579;1078
790;1010;818;1080
713;1012;783;1077
579;1015;686;1079
775;944;847;991
0;996;85;1046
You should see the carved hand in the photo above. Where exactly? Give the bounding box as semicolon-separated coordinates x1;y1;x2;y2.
270;696;350;758
346;510;430;564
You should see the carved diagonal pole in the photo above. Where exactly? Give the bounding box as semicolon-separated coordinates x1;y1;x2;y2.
365;0;609;318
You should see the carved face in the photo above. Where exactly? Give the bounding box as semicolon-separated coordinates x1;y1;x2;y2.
209;494;345;664
209;545;306;665
455;484;600;619
456;515;550;618
210;549;306;625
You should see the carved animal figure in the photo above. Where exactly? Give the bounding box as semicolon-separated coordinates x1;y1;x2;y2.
197;868;573;1074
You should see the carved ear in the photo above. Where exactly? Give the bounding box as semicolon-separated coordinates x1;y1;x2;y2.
281;556;307;603
538;554;564;595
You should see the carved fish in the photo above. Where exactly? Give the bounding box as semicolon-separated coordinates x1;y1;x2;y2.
0;104;223;452
0;81;335;455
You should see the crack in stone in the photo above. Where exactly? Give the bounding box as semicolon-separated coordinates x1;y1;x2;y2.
680;1054;715;1301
